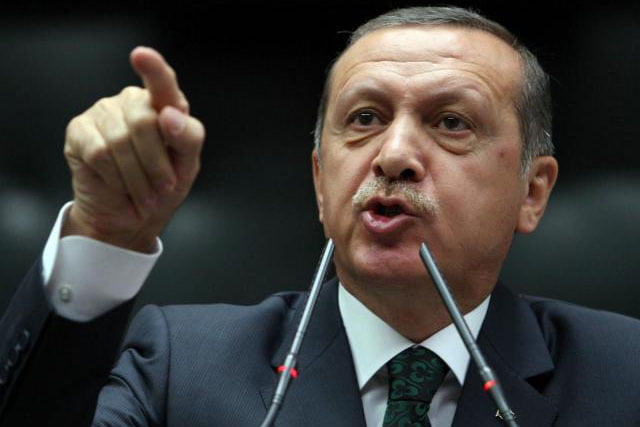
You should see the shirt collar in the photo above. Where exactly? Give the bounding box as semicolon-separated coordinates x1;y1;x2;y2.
338;283;490;390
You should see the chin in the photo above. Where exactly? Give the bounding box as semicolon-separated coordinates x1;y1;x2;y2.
337;241;428;287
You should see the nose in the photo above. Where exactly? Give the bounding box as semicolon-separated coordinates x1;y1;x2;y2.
371;115;426;182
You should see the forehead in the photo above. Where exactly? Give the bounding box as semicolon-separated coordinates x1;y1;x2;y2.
329;25;522;108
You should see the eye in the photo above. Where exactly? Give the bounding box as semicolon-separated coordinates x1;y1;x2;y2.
437;114;471;132
349;110;381;127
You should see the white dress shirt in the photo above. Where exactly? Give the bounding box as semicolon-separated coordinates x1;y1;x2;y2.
41;202;161;321
338;284;490;427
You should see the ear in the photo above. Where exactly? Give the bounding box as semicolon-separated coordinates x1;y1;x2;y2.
312;149;324;224
516;156;559;234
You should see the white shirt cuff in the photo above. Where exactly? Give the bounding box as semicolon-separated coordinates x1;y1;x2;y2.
42;202;162;322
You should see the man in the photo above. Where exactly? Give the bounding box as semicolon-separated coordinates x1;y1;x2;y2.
1;6;640;426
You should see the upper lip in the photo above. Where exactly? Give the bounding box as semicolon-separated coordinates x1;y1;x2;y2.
361;196;416;216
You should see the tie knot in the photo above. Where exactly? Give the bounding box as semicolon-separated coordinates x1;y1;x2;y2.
387;346;449;404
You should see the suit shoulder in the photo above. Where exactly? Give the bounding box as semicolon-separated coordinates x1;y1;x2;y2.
128;291;306;352
523;295;640;357
525;295;640;329
158;290;305;324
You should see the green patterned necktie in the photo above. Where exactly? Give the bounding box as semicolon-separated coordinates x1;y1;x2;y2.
382;346;450;427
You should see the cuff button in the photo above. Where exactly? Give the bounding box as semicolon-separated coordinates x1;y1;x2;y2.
59;285;73;303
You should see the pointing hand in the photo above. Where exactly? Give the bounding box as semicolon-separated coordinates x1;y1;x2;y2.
62;47;205;252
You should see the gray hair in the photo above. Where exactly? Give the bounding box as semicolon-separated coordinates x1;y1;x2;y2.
312;6;554;174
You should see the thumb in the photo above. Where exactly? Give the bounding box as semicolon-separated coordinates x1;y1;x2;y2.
158;106;205;186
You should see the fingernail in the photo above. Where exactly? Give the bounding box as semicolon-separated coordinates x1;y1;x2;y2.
164;107;187;137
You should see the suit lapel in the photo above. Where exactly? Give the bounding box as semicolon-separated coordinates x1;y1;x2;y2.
259;280;558;426
261;279;366;427
453;283;558;427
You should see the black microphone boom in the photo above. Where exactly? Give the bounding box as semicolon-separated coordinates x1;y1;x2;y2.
419;242;518;427
259;239;335;427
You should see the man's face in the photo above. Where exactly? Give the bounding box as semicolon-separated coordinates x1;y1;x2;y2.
313;26;543;300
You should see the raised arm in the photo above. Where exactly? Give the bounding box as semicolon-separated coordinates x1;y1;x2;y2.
63;46;205;252
0;47;205;427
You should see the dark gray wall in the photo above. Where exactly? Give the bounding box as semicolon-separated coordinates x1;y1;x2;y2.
1;1;639;318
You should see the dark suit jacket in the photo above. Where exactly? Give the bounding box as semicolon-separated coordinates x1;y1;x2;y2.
2;260;640;426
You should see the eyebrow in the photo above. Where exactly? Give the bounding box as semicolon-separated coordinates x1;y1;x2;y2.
423;82;493;109
333;79;394;108
333;76;494;113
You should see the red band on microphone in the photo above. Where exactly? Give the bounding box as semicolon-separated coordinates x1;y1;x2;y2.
277;366;298;378
483;380;496;391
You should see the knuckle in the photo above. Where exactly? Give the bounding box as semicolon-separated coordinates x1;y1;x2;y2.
90;98;119;122
94;97;116;112
128;110;158;138
65;115;83;139
101;119;129;152
120;85;144;98
85;146;112;169
65;116;93;153
63;144;75;161
119;86;151;110
94;114;129;148
108;131;130;153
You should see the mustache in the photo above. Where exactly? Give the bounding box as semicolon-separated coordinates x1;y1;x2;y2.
351;176;439;214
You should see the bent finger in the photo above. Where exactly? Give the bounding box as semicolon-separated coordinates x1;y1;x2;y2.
122;94;177;194
94;107;156;218
67;117;127;193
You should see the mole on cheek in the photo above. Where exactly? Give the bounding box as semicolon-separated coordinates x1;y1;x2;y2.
496;146;516;161
495;146;521;171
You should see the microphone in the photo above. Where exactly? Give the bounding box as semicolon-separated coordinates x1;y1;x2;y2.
259;239;335;427
419;242;518;427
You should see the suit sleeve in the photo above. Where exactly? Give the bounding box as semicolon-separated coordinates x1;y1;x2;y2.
0;258;134;427
92;305;170;426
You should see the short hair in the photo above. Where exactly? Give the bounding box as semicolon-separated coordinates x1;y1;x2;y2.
312;6;554;174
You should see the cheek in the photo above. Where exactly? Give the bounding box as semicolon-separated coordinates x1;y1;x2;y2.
495;144;525;198
321;146;376;206
479;138;522;181
318;148;382;243
441;144;523;223
317;163;354;231
495;143;521;172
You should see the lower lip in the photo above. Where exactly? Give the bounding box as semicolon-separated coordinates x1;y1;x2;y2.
361;210;413;235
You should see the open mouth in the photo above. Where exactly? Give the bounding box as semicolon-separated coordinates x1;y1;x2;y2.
361;199;413;235
374;203;405;218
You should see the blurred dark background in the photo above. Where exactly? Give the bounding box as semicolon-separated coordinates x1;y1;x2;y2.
1;1;639;318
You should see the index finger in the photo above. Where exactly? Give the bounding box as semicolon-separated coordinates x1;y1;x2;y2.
129;46;189;114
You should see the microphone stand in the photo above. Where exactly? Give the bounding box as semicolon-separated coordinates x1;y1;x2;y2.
259;239;335;427
419;242;518;427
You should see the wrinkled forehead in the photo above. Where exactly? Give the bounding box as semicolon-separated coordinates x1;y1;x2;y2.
327;25;523;109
